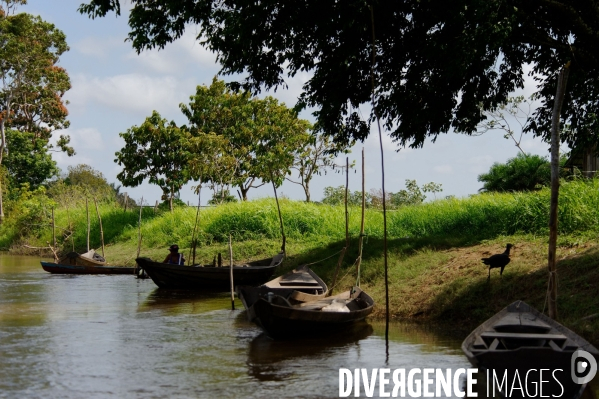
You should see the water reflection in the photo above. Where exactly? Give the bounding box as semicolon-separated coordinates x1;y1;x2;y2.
247;321;373;382
2;254;597;399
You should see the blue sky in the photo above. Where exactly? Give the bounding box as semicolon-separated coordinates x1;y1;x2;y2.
25;0;558;205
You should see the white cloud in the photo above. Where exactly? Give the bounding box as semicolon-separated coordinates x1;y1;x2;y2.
67;73;185;115
126;30;220;75
68;127;106;151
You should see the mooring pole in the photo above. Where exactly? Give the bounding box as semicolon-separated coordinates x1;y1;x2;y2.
229;234;235;310
93;197;105;258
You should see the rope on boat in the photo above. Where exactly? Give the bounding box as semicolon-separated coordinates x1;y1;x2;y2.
300;248;345;268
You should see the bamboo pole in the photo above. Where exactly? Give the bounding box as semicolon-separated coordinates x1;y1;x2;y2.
330;157;350;295
124;193;128;212
356;148;366;286
271;178;286;256
190;187;202;265
93;197;105;258
547;64;570;320
86;198;90;252
51;208;57;262
65;204;74;252
370;5;390;355
229;234;235;310
137;197;143;259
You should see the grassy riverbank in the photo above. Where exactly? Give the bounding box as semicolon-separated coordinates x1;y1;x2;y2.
3;179;599;345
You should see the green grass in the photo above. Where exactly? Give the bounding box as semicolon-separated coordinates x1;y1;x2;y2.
4;179;599;345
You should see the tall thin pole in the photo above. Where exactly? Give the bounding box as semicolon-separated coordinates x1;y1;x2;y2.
190;187;202;265
370;5;390;356
65;204;74;252
86;198;90;252
547;64;570;320
137;197;143;259
331;157;350;295
356;148;366;286
229;234;235;310
93;197;105;258
271;179;286;256
51;208;57;262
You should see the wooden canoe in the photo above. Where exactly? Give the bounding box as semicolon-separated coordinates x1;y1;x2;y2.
462;300;599;399
136;252;284;291
237;265;329;322
40;249;134;275
247;286;375;339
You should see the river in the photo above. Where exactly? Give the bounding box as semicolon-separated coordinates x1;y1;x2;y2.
0;254;595;399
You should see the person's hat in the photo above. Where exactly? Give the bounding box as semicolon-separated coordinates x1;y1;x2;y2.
169;244;179;252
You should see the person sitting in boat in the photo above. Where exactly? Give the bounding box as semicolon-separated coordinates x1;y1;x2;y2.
163;244;185;265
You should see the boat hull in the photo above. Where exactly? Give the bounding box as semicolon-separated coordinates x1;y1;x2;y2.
250;287;375;339
462;301;599;399
41;261;134;275
237;265;328;322
136;253;283;291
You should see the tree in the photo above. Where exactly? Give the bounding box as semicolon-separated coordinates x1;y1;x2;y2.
115;111;189;211
0;4;72;221
475;96;533;157
3;128;58;190
78;0;599;149
286;132;351;202
477;153;577;192
81;0;599;318
181;78;310;200
46;164;115;207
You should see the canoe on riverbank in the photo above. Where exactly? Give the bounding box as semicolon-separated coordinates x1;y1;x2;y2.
462;300;599;399
237;265;328;322
244;286;374;339
136;252;284;291
41;250;134;275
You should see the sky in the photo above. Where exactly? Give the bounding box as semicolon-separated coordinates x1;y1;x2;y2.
24;0;559;206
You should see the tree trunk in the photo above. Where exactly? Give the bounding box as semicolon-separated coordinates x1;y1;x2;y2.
239;184;249;201
0;120;5;224
304;181;311;202
547;64;570;320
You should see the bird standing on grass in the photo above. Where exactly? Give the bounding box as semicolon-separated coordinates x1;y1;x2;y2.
482;244;513;280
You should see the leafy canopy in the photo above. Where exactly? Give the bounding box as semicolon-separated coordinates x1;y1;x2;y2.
115;111;190;210
182;78;310;200
477;153;574;192
79;0;599;151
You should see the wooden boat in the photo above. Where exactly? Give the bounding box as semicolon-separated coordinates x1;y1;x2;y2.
243;285;374;339
237;265;328;322
135;252;284;290
462;300;599;399
41;249;135;275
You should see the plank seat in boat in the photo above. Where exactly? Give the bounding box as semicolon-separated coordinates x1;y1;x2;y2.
278;274;320;287
479;332;567;340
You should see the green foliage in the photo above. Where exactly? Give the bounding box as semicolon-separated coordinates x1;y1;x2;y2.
3;128;58;191
79;0;599;152
477;153;573;192
46;164;115;207
322;179;442;208
208;189;237;205
181;78;311;199
321;186;367;207
115;110;189;211
4;179;599;254
0;10;72;148
0;184;56;246
287;132;352;202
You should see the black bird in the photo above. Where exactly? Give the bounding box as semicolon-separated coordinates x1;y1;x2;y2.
481;244;513;280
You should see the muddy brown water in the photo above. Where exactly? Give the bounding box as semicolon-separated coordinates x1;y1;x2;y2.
1;254;596;399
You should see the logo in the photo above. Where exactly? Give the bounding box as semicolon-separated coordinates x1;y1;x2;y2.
571;350;597;385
